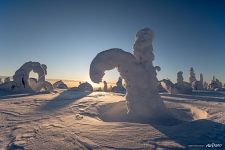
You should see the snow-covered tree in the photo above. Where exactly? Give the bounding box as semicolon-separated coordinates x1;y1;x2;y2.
209;77;223;90
200;73;203;84
213;76;216;81
111;77;126;93
177;71;184;85
215;79;223;89
189;67;196;84
90;28;172;122
116;77;123;88
192;73;204;90
103;81;108;92
203;81;208;90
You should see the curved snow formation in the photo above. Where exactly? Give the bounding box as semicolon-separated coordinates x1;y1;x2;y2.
90;28;172;122
161;71;192;94
0;61;53;92
161;79;192;94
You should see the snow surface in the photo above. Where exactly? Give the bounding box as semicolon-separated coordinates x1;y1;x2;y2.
1;90;225;149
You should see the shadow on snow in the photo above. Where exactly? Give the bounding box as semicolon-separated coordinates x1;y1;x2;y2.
37;90;91;112
98;100;225;149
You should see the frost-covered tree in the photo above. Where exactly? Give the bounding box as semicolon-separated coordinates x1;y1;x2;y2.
177;71;184;85
103;81;108;92
192;73;204;90
203;81;208;90
200;73;203;84
213;76;216;81
209;77;223;90
162;70;192;94
199;73;204;90
111;77;126;93
90;28;172;122
216;79;223;89
189;67;196;84
116;77;123;88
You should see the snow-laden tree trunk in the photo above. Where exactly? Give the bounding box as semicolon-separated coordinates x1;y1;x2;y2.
90;28;171;122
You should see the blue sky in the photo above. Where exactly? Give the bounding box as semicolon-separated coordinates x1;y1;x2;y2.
0;0;225;83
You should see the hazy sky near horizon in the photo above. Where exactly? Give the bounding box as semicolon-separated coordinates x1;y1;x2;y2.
0;0;225;84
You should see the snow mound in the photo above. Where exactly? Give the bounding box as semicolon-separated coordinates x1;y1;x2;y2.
98;101;128;122
98;100;208;124
53;80;68;89
167;103;208;121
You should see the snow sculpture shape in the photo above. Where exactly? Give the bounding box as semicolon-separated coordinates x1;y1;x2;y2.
208;77;223;90
177;71;184;85
53;80;68;89
161;71;192;94
0;61;53;93
192;81;203;90
200;73;203;85
111;77;126;93
203;81;208;90
13;62;45;89
157;82;167;93
103;81;108;92
77;82;93;92
155;67;166;93
192;73;204;90
90;28;172;122
189;67;196;84
116;77;123;87
161;79;179;94
175;71;192;93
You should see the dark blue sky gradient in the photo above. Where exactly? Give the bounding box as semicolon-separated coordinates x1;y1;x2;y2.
0;0;225;83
